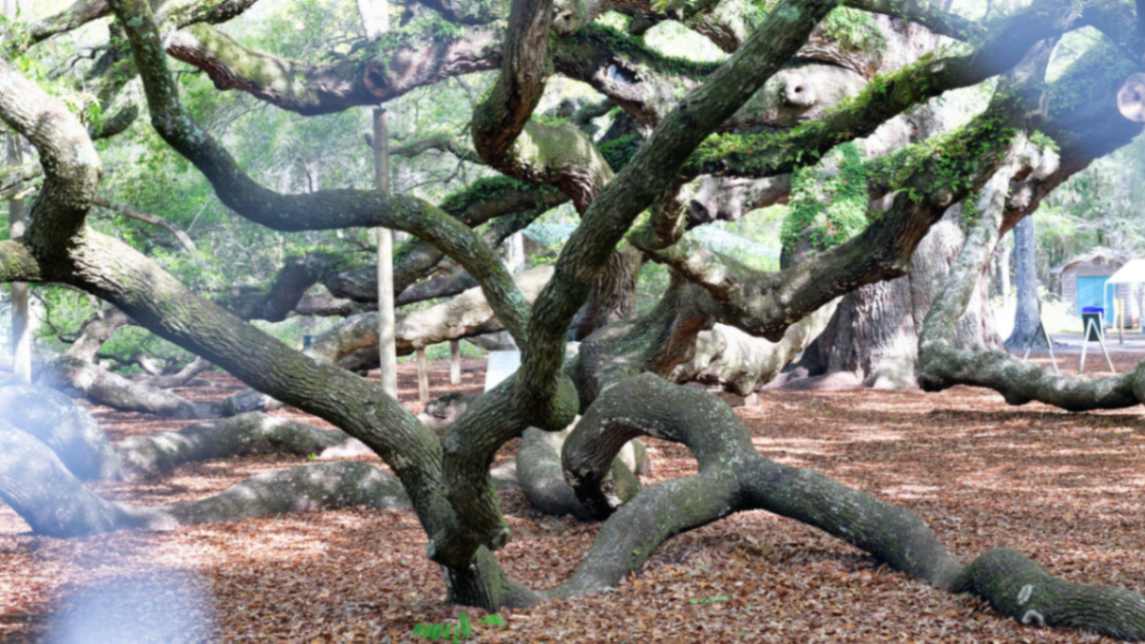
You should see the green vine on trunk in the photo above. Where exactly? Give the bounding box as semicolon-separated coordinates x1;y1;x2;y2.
781;141;869;253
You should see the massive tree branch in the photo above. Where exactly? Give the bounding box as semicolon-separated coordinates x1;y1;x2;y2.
165;24;500;116
427;0;843;566
686;0;1082;182
111;0;531;346
550;374;1145;639
0;60;100;253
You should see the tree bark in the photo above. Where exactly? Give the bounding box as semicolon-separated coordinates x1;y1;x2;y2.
796;206;999;388
1003;215;1047;351
373;107;399;397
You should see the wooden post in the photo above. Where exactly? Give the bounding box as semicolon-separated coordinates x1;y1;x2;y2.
1080;317;1093;373
8;186;30;383
359;0;396;398
450;339;462;385
417;347;430;404
1118;296;1125;345
506;231;526;274
372;108;398;398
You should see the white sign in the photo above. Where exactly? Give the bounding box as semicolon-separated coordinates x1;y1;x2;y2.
483;343;579;392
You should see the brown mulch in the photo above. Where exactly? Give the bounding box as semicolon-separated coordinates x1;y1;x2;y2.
2;355;1145;642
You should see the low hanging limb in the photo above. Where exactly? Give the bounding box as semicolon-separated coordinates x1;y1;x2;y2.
0;419;409;537
0;383;349;481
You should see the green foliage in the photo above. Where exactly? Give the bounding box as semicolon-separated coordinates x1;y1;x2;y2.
1029;130;1058;154
820;7;884;52
100;326;195;372
598;133;642;171
423;340;486;360
781;142;869;253
0;15;32;62
561;24;720;79
410;612;506;641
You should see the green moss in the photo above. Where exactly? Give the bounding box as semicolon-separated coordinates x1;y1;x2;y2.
821;7;885;53
960;191;980;228
560;24;719;78
781;142;869;253
518;119;610;179
866;111;1017;205
598;133;642;171
439;177;538;217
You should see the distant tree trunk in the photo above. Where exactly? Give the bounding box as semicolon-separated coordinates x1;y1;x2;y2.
373;107;398;397
505;232;526;274
796;207;998;388
8;195;31;382
1004;216;1047;351
991;233;1011;299
5;92;32;382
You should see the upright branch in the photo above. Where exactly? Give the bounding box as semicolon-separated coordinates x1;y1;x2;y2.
520;0;841;423
0;61;100;253
433;0;842;567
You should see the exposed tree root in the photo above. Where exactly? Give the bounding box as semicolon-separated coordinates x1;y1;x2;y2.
39;355;277;419
550;373;1145;638
0;426;409;536
515;426;641;519
0;422;156;537
0;385;346;480
167;461;409;525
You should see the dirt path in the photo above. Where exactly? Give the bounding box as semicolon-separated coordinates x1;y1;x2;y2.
3;357;1145;641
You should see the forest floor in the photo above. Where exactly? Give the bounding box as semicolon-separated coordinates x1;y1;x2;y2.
2;355;1145;642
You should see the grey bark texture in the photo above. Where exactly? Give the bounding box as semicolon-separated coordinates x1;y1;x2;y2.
1003;215;1047;351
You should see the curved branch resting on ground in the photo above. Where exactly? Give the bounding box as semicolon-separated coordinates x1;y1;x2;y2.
552;373;1145;639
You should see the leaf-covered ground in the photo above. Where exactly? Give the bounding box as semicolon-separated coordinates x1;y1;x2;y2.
3;355;1145;641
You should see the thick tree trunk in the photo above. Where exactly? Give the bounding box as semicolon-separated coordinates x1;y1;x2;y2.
796;207;998;388
1003;216;1047;351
